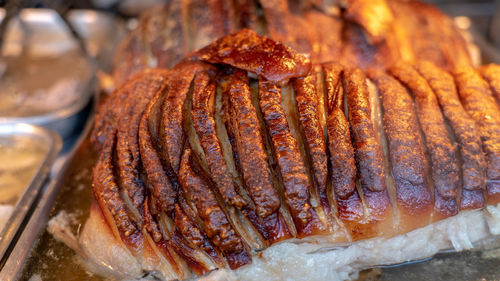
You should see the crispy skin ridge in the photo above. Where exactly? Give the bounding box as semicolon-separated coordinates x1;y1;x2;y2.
414;61;486;210
259;80;325;236
139;85;177;215
344;68;393;235
179;148;251;269
191;71;268;250
160;62;205;174
92;28;496;278
292;74;329;214
454;67;500;204
368;70;433;233
389;64;460;219
223;70;281;217
323;63;364;239
344;68;388;193
479;64;500;106
92;130;142;248
174;204;224;270
115;71;167;218
221;70;293;243
91;70;164;151
191;71;246;208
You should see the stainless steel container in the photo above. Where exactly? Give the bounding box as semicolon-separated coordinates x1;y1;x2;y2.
0;123;61;265
0;9;122;139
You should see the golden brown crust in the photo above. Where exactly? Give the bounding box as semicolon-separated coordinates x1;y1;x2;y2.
191;71;246;208
407;1;472;70
222;70;281;218
323;63;356;199
368;70;433;231
479;63;500;105
389;64;459;218
258;0;315;57
259;80;324;236
415;61;486;210
139;87;177;214
160;62;206;174
344;67;393;233
454;67;500;204
174;204;224;268
92;28;493;277
91;70;167;151
293;73;328;212
345;68;387;193
115;73;167;216
179;148;251;269
92;130;139;241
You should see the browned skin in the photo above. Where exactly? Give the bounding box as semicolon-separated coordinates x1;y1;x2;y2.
345;68;388;193
139;87;177;215
174;204;224;268
168;232;212;276
389;64;460;219
293;73;329;217
143;196;163;242
91;70;167;151
220;70;292;243
194;29;311;83
259;80;324;236
92;26;487;276
179;148;251;269
415;61;486;210
160;61;206;174
368;70;433;232
191;71;246;208
454;67;500;204
344;68;393;234
223;70;281;218
479;64;500;105
115;72;167;217
323;63;365;238
92;130;141;246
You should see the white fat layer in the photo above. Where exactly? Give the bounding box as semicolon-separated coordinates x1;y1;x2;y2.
77;203;500;281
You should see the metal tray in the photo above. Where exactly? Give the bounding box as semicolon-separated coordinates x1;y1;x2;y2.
0;8;122;138
0;123;61;266
0;100;94;281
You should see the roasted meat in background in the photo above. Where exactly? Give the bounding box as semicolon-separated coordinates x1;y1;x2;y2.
82;28;500;280
110;0;475;86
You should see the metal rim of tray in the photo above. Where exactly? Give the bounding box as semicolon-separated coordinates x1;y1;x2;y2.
0;123;62;267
